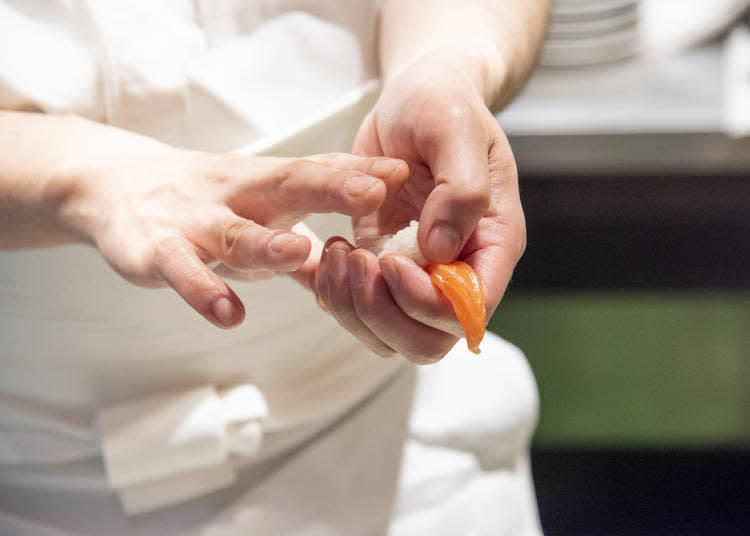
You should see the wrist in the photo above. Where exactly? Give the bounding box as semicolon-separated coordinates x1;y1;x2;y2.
382;42;508;109
46;117;110;246
47;163;100;247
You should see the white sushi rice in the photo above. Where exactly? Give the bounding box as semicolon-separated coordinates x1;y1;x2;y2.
376;220;428;266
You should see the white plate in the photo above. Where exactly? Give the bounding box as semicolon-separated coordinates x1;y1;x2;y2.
548;9;639;38
541;30;638;67
552;0;639;20
544;27;638;50
540;45;637;67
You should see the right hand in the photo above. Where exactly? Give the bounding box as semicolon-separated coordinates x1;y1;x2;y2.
55;119;408;329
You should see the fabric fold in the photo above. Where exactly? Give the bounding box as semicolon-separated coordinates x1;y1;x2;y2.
96;383;268;515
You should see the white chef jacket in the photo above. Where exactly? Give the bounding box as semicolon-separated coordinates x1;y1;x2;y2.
0;1;542;534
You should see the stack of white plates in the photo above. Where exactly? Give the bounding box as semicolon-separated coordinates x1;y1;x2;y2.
541;0;641;67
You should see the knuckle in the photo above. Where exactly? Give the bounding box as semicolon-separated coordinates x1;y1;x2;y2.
375;346;398;358
314;152;346;167
407;344;449;365
423;98;472;130
151;235;185;267
444;101;471;124
332;172;369;208
115;250;163;287
416;334;457;364
325;172;347;200
423;341;452;362
371;157;402;181
279;160;311;186
378;328;455;364
202;156;235;188
220;219;254;259
371;156;390;169
140;260;164;285
452;183;491;213
416;121;443;152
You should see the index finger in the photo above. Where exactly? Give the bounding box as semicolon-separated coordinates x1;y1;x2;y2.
460;212;526;318
378;254;464;338
231;159;398;225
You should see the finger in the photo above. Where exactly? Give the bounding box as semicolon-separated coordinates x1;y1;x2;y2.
289;222;324;292
213;265;275;282
232;160;390;224
465;244;515;320
417;115;491;263
196;209;311;272
274;160;387;217
307;153;409;188
458;132;526;317
152;236;245;329
325;238;396;357
348;249;458;364
315;236;331;312
379;254;463;338
461;214;526;318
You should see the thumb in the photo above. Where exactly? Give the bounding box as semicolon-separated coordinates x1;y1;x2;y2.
417;131;490;263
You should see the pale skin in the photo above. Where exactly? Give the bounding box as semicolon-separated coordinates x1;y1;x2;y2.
317;0;549;363
0;0;549;361
0;111;409;328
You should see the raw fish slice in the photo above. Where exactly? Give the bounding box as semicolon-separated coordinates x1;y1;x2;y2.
427;261;486;354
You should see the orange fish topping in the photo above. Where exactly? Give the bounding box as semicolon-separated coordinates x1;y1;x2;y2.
427;261;486;354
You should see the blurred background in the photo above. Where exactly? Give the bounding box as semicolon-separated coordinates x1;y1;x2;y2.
490;1;750;534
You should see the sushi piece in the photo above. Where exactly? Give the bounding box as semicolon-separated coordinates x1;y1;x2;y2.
378;221;485;354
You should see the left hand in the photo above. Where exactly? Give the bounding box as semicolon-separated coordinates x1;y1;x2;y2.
315;54;526;364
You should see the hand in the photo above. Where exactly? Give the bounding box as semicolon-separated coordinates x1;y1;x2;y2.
316;54;526;364
56;119;406;328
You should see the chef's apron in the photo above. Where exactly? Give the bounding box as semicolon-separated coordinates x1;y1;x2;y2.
0;1;542;534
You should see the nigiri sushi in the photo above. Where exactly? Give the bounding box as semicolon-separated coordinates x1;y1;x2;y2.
377;221;485;354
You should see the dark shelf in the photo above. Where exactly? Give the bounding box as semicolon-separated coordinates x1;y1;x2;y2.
511;172;750;290
532;447;750;536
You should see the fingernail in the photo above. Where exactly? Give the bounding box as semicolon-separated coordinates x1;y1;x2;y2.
348;254;368;282
379;256;401;287
211;297;240;327
329;247;347;279
269;233;297;254
345;175;379;197
427;223;462;261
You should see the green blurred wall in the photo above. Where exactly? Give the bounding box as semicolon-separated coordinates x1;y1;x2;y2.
488;292;750;447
